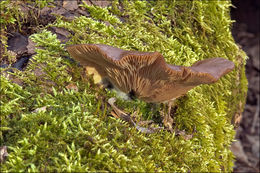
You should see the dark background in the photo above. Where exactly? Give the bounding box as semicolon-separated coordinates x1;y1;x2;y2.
231;0;259;172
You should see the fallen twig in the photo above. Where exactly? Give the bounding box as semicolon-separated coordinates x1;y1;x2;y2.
108;98;163;134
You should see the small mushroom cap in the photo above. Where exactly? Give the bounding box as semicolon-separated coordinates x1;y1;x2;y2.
66;44;235;103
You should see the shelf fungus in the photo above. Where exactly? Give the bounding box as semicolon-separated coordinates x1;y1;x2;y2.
66;44;235;132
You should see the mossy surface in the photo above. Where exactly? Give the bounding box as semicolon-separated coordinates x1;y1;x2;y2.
1;0;247;172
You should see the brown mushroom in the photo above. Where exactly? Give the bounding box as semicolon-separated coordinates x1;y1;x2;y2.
66;44;235;131
66;44;234;102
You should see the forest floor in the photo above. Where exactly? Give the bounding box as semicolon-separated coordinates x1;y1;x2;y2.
231;1;260;172
232;23;260;172
1;0;259;172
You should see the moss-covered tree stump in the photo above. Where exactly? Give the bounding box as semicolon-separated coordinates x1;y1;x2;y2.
1;1;247;172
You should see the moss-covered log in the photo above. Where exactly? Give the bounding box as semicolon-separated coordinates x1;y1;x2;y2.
0;0;247;172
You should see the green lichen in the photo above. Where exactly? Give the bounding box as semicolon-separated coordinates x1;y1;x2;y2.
1;0;247;172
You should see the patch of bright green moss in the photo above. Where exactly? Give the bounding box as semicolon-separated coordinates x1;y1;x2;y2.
1;0;247;172
0;0;55;64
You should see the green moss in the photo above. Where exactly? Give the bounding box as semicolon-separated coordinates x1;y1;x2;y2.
0;0;55;64
1;0;247;172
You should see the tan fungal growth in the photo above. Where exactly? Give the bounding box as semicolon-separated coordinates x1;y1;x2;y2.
66;44;235;103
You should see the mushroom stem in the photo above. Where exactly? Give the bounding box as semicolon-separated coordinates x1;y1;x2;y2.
168;101;173;117
162;100;175;132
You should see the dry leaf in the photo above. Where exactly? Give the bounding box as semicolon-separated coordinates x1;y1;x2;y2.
91;0;112;8
26;38;36;55
33;106;47;113
7;32;28;55
0;146;8;163
65;83;78;92
175;130;194;140
63;1;78;11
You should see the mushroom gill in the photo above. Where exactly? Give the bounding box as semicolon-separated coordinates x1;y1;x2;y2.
66;44;234;103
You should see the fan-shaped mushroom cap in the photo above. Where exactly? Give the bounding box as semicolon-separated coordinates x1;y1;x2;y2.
66;44;235;103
